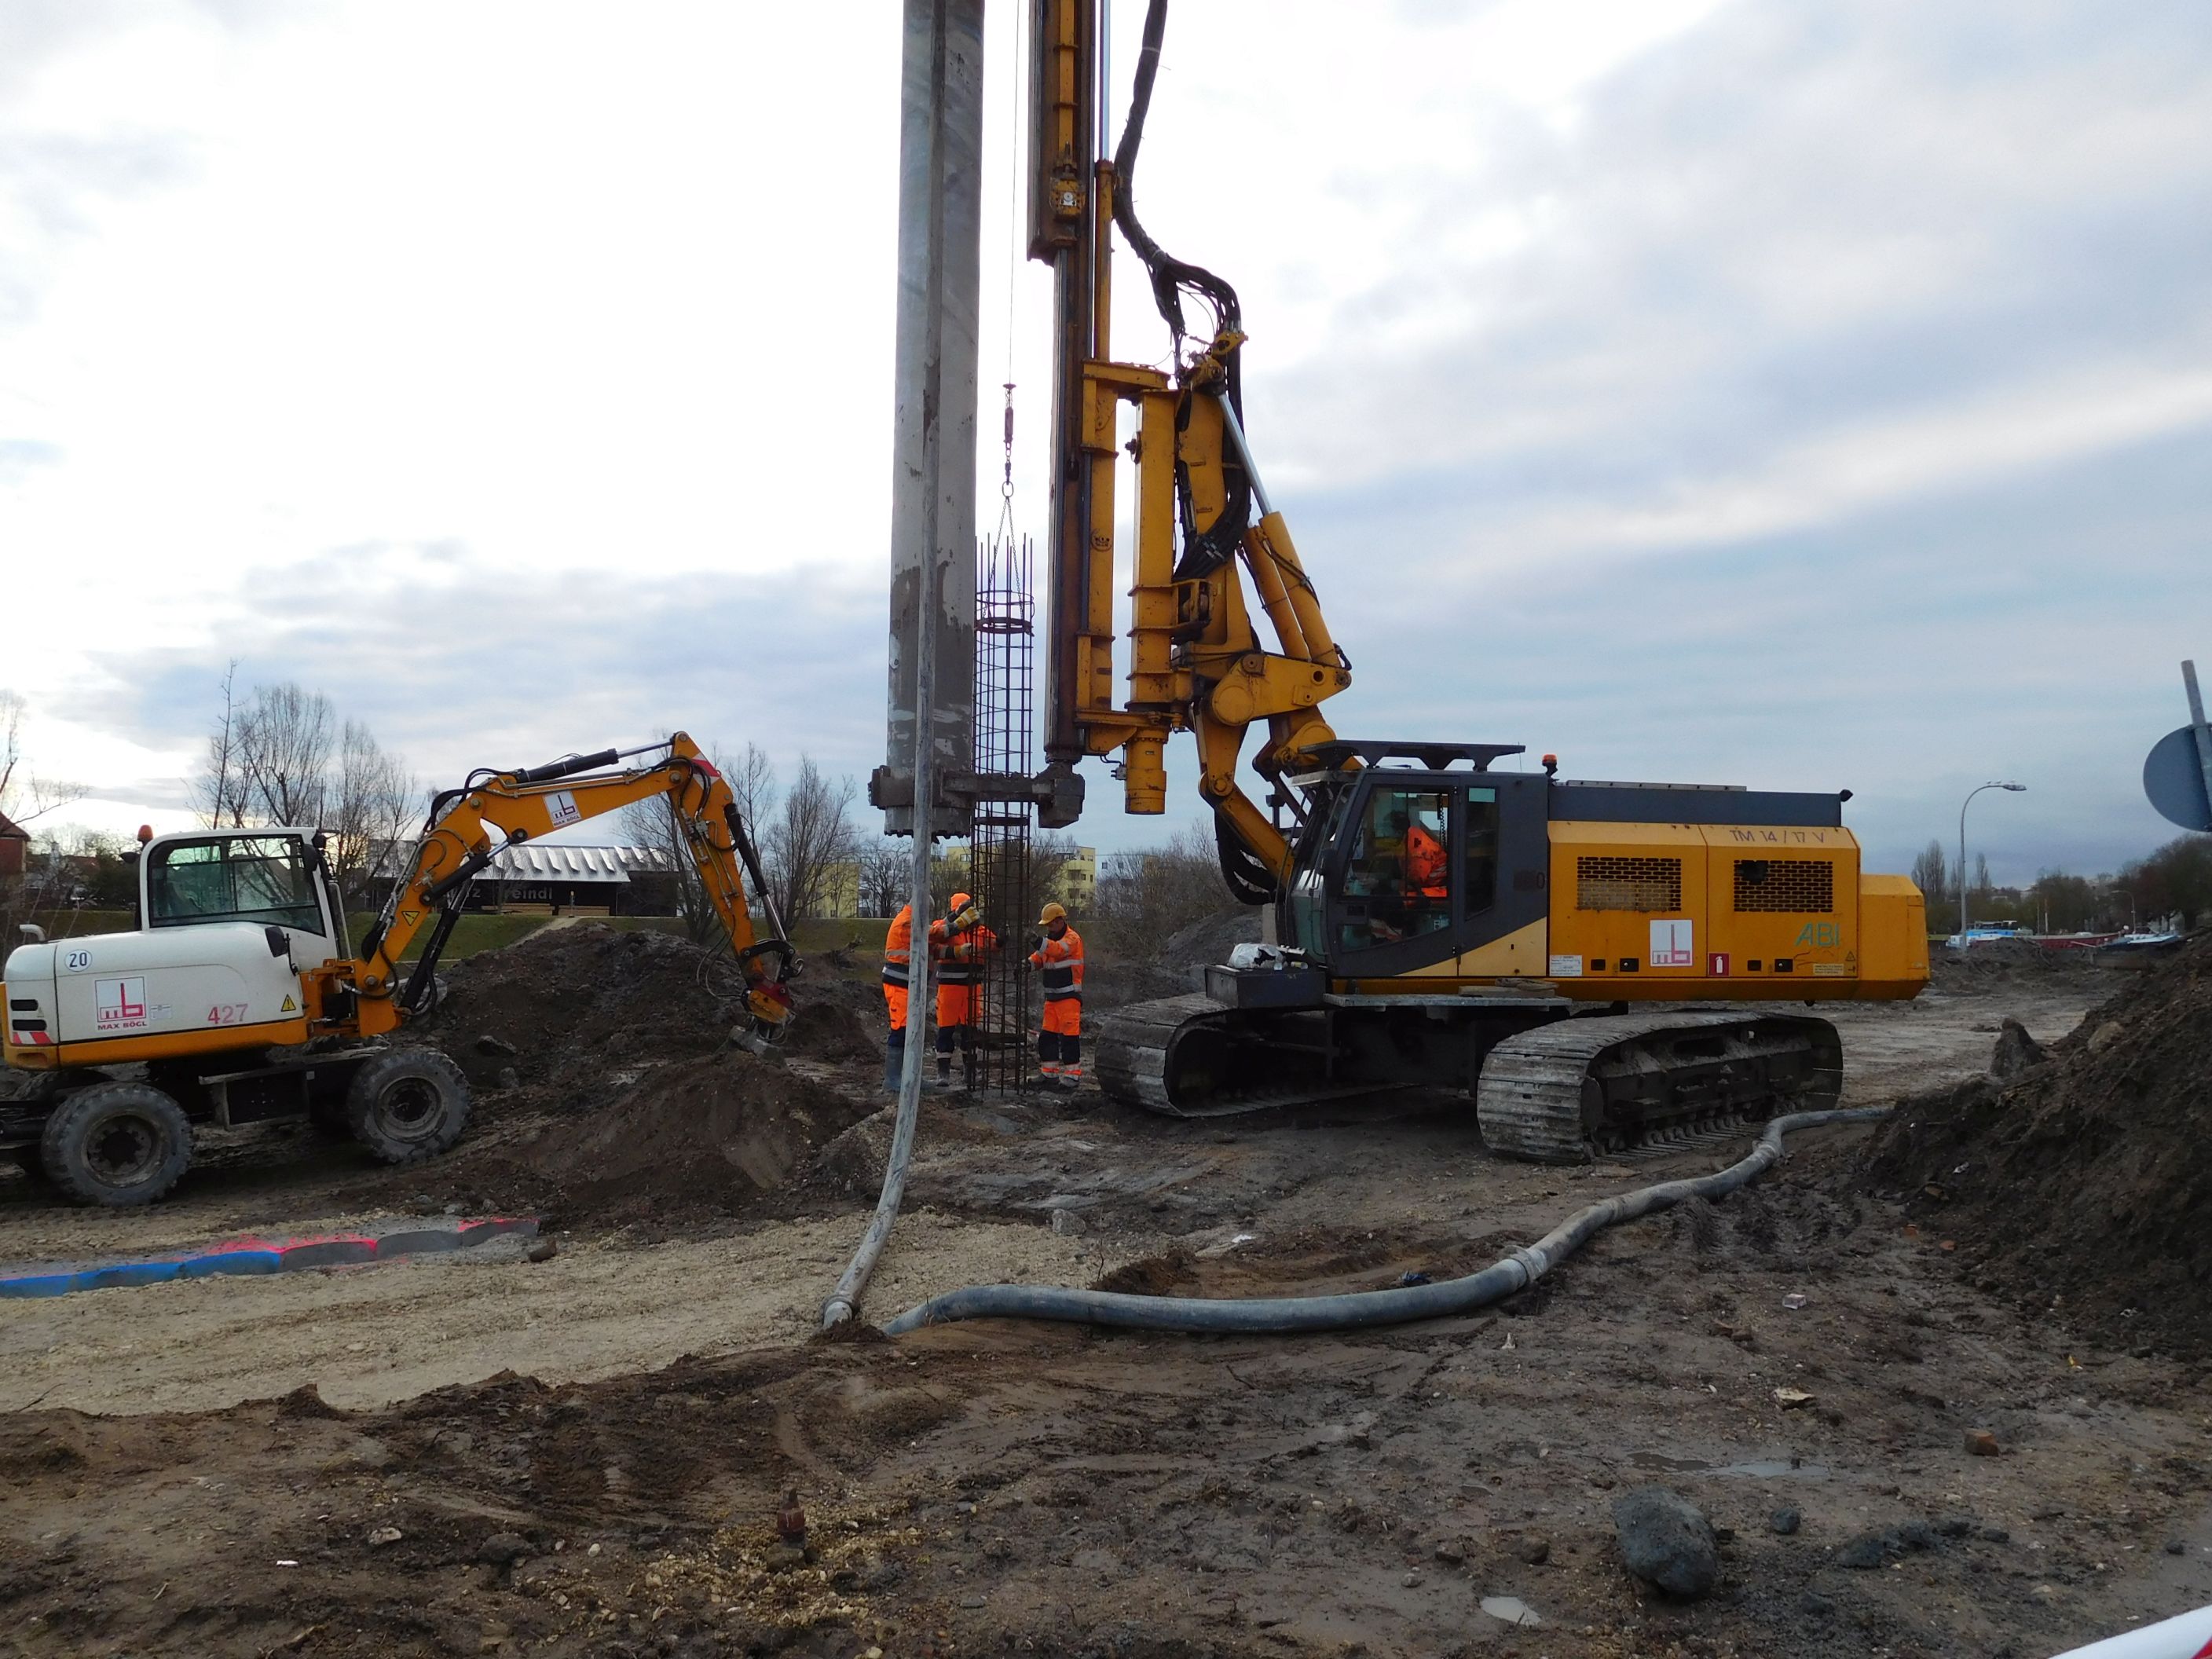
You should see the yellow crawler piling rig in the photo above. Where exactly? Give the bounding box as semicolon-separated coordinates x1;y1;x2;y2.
1012;0;1930;1157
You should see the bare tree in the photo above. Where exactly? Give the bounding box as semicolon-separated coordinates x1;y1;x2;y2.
857;837;906;917
1910;839;1952;932
616;736;763;943
0;692;94;950
724;742;777;833
1909;840;1946;903
1091;820;1234;958
237;682;335;826
0;689;89;830
0;690;21;816
764;756;860;922
328;720;418;903
192;661;253;829
1027;832;1079;917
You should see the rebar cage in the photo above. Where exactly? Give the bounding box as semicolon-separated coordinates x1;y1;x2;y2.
969;531;1037;1091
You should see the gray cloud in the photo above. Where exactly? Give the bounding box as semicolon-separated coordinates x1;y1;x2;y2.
1247;0;2212;517
13;1;2211;889
78;545;890;818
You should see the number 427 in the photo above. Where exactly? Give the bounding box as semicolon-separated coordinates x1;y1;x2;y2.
206;1004;248;1026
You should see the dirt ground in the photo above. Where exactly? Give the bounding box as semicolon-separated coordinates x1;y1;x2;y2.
5;941;2209;1658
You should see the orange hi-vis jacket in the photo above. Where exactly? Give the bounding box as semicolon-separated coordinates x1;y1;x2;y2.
929;916;998;1027
881;905;914;1027
1406;823;1447;902
1027;925;1085;1037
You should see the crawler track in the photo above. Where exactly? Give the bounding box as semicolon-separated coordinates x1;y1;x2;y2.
1099;995;1842;1164
1474;1009;1843;1163
1095;995;1398;1117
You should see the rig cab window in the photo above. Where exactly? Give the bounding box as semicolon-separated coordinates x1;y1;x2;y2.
1339;786;1452;950
1464;785;1500;915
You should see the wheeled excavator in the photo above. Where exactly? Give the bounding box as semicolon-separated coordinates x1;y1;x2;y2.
991;0;1931;1157
2;734;796;1205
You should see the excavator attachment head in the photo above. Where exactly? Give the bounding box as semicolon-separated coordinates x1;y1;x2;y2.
731;939;800;1053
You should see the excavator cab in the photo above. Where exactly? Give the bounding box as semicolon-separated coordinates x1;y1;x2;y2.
1279;742;1552;985
142;830;349;966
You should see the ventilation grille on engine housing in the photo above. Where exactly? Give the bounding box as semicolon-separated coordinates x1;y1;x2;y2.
1576;855;1683;912
1733;858;1834;913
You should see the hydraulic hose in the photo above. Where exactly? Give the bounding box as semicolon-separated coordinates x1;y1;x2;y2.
882;1107;1889;1337
820;588;935;1328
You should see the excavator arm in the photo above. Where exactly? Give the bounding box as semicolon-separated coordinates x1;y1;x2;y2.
1031;0;1351;895
324;732;796;1043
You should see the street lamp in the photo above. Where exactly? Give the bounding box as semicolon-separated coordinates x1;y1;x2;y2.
1958;781;2026;943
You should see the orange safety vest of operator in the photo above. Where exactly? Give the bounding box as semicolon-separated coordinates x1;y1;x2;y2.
1405;822;1448;901
881;904;915;1027
1027;923;1085;1038
929;914;998;1027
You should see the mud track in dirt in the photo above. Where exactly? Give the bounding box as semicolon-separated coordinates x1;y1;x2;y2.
7;952;2209;1656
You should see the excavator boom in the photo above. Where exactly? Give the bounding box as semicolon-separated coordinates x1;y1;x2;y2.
336;731;795;1043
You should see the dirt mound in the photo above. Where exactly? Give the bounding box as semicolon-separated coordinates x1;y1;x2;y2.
1932;937;2100;987
411;921;880;1087
1862;929;2212;1358
1086;906;1261;1012
412;923;751;1091
1160;906;1262;976
496;1050;874;1228
776;976;883;1064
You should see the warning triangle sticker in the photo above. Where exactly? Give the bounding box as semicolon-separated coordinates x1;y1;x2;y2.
280;994;298;1013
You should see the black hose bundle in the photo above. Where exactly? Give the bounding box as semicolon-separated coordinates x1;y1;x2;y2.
1114;0;1252;575
884;1108;1888;1336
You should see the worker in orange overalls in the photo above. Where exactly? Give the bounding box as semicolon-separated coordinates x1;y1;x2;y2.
928;891;997;1091
1403;812;1448;914
881;902;917;1093
1024;901;1085;1087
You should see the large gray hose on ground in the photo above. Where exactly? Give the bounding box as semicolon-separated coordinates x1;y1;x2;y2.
882;1107;1888;1336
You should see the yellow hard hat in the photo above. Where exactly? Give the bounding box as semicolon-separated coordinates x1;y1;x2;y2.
1037;901;1068;927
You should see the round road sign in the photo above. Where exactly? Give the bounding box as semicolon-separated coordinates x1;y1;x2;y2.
2142;726;2212;832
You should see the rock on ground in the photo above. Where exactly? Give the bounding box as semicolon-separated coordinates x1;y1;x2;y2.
1610;1485;1719;1599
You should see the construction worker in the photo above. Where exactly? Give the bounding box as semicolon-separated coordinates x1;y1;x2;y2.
1404;809;1448;911
1024;901;1085;1086
880;902;916;1092
928;892;997;1090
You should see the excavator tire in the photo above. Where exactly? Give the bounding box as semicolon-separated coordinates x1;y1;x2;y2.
1476;1009;1844;1165
40;1080;194;1207
346;1048;471;1164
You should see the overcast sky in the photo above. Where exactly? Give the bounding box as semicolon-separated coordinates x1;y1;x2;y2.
3;0;2207;884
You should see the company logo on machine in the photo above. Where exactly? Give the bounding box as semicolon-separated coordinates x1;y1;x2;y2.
1649;920;1694;969
547;789;582;828
94;976;150;1031
1708;952;1730;976
1796;921;1843;948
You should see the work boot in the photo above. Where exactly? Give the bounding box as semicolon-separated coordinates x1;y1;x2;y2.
935;1056;952;1091
883;1036;903;1094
